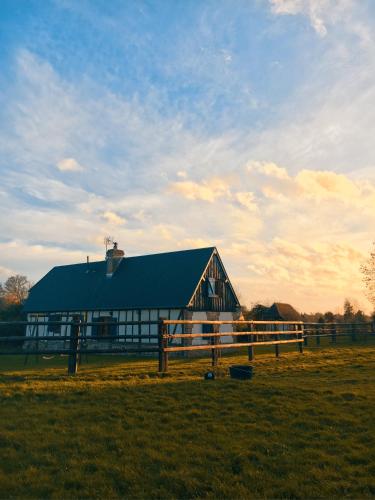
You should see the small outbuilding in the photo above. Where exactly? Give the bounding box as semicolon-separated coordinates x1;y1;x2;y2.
251;302;301;332
257;302;302;322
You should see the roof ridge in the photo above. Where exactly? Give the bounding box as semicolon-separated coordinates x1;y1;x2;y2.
24;246;220;312
52;247;216;269
127;246;216;259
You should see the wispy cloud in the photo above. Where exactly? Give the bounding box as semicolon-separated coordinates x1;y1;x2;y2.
169;178;231;202
269;0;369;41
57;157;85;172
1;1;375;313
102;211;126;226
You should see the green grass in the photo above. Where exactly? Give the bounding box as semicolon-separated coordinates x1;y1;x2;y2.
1;343;375;499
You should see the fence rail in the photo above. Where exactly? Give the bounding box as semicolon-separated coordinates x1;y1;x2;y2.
0;319;374;374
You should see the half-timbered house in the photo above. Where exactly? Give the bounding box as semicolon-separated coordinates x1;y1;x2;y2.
23;244;241;345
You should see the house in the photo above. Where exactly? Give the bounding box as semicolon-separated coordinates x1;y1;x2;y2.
252;302;302;332
23;244;241;345
257;303;302;322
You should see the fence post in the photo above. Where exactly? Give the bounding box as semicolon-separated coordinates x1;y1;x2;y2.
316;324;320;346
158;319;163;372
248;322;254;361
304;325;308;347
68;316;81;375
211;324;219;368
331;323;336;344
35;322;40;364
298;324;304;353
371;321;375;340
158;318;168;373
364;321;368;342
274;325;280;357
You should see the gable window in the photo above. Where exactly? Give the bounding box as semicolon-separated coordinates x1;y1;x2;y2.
216;279;224;297
48;314;62;334
92;316;118;338
207;277;216;298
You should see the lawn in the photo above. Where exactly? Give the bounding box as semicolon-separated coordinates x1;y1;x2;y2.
1;343;375;498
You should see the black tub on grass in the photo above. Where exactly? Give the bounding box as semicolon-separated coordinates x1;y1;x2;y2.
229;365;253;380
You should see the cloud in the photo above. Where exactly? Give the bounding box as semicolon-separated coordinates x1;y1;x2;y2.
102;211;126;226
270;0;327;36
169;178;231;202
0;265;14;282
235;192;258;212
295;170;372;205
247;161;290;180
245;237;366;308
1;46;374;313
269;0;360;38
0;240;97;282
247;163;375;213
57;157;85;172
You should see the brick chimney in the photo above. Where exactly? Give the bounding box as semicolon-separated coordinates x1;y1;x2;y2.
106;242;124;277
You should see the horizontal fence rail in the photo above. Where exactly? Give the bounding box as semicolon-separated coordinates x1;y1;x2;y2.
0;319;374;374
303;321;375;346
157;319;304;372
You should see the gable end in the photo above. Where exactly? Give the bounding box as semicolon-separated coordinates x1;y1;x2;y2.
188;249;240;312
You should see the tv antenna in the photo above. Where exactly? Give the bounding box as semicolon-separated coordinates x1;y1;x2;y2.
104;236;114;252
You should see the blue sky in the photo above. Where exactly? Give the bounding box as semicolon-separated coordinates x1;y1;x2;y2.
1;0;375;312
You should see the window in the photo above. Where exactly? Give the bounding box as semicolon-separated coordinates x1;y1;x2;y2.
92;316;118;338
207;277;216;298
202;324;214;334
48;314;62;334
216;280;224;297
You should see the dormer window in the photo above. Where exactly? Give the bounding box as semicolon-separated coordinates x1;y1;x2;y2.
207;277;216;297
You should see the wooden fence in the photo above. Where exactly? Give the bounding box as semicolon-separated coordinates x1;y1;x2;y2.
158;319;304;372
303;321;375;346
0;319;374;375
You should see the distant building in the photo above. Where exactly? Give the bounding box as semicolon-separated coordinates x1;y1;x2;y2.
256;302;302;322
251;302;301;332
23;244;241;345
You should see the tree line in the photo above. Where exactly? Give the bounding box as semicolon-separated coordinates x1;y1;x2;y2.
242;298;374;325
1;240;375;324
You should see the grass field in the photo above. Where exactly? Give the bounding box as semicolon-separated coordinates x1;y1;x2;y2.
1;342;375;499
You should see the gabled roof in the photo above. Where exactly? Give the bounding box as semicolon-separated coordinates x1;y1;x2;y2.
264;303;301;321
24;247;216;313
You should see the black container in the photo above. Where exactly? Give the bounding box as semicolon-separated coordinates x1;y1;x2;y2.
229;365;253;380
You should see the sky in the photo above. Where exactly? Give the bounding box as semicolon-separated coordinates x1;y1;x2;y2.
0;0;375;314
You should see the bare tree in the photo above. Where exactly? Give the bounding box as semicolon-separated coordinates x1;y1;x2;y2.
0;284;5;311
3;275;31;304
361;243;375;310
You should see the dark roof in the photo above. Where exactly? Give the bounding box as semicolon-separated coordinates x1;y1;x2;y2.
24;247;216;313
262;303;301;321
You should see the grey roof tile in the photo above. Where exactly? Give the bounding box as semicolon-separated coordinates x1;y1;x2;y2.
24;247;215;312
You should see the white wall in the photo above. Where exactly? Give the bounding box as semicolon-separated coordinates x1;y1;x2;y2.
190;311;235;345
219;312;234;343
191;312;208;345
26;309;235;346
